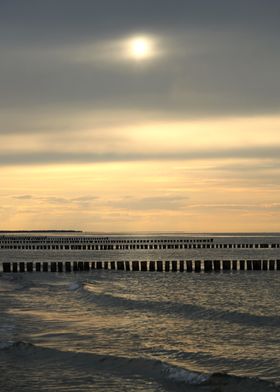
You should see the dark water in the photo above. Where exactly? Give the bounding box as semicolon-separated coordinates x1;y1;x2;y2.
0;241;280;391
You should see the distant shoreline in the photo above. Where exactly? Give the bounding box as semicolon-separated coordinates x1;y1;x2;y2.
0;230;83;233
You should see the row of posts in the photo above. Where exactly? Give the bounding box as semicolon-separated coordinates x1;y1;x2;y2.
1;259;280;273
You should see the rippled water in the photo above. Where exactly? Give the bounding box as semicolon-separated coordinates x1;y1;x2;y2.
1;267;280;391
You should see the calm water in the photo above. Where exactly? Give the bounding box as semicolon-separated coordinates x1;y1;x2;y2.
0;241;280;391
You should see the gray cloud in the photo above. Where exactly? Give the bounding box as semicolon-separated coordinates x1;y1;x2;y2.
0;145;280;166
0;0;279;121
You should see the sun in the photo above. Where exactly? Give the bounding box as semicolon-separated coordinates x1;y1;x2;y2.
128;37;153;60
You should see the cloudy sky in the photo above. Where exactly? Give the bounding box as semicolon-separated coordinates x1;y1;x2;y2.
1;0;280;232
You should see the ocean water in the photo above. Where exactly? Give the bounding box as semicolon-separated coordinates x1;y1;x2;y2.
0;241;280;391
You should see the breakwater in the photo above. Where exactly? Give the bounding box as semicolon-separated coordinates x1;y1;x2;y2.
1;232;280;273
2;259;280;273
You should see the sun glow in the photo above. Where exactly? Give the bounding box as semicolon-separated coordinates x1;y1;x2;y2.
128;36;154;60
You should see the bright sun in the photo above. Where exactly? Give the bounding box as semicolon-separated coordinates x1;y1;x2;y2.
128;37;153;60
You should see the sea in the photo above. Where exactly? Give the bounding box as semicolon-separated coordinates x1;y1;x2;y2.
0;233;279;392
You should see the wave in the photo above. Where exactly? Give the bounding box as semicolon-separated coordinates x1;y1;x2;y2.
1;341;279;391
75;281;280;328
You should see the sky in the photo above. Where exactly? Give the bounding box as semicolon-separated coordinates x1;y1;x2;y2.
1;0;280;232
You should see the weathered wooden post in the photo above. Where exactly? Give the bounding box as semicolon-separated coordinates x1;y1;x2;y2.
43;262;48;272
195;260;201;273
186;260;192;272
246;260;252;270
3;263;11;273
132;261;139;271
73;262;78;272
26;262;33;272
239;260;245;270
165;260;170;272
78;262;84;271
179;260;184;272
222;260;231;271
117;261;125;270
204;260;212;272
172;260;177;272
104;262;109;270
262;260;268;270
232;260;237;270
277;260;280;271
35;262;41;272
253;260;261;270
214;260;221;272
13;262;18;273
149;261;155;271
65;262;71;272
84;262;90;271
51;262;57;272
91;261;96;269
269;260;275;271
140;261;147;271
96;261;102;269
125;261;130;271
58;262;63;272
157;260;163;272
110;261;116;270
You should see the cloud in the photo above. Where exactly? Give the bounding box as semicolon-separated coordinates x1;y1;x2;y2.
0;145;280;166
0;1;279;118
13;195;33;200
110;195;188;211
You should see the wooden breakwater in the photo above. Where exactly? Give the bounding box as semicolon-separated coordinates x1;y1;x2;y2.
1;259;280;273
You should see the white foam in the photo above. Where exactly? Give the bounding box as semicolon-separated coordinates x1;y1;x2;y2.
162;364;209;385
68;282;81;291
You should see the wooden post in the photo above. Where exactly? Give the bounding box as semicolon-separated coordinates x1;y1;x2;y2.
179;260;184;272
204;260;212;272
232;260;237;270
172;260;177;272
239;260;245;270
104;262;109;270
253;260;261;270
3;263;11;273
223;260;231;271
195;260;201;273
157;260;163;272
78;262;84;271
247;260;252;270
140;261;147;271
58;262;63;272
13;263;18;273
73;262;78;272
125;261;130;271
35;262;41;272
165;260;170;272
65;262;71;272
117;261;125;270
110;261;116;270
186;260;192;272
96;261;102;269
214;260;221;272
91;261;96;269
51;262;57;272
262;260;268;270
84;262;90;271
269;260;275;271
26;262;33;272
149;261;155;271
132;261;139;271
277;260;280;271
43;262;48;272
